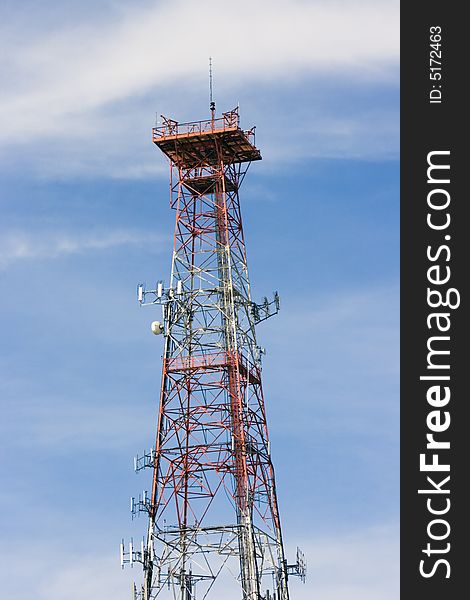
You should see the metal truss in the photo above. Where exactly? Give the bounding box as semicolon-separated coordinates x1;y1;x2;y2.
122;107;305;600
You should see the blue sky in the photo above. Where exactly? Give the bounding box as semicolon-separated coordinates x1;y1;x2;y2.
0;1;399;598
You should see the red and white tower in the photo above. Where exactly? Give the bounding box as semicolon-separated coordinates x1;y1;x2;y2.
121;105;305;600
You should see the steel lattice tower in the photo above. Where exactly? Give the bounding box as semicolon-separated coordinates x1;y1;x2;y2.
121;105;305;600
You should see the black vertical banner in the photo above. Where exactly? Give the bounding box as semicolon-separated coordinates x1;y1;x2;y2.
401;4;468;599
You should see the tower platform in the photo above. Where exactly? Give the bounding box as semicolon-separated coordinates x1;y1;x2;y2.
152;108;262;167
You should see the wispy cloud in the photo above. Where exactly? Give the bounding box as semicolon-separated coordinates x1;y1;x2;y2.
264;282;399;437
271;282;399;379
1;0;399;139
0;229;167;269
261;106;399;163
0;522;398;600
286;522;399;600
1;392;152;451
0;1;399;177
0;550;131;600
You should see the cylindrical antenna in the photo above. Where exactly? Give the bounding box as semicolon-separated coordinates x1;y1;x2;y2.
209;57;215;123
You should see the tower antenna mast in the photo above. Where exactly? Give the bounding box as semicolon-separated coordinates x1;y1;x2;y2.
209;57;215;124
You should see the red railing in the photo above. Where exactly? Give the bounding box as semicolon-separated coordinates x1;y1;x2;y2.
154;117;230;138
164;351;261;384
165;352;230;372
152;109;256;148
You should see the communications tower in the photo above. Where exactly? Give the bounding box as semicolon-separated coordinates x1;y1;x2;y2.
121;103;305;600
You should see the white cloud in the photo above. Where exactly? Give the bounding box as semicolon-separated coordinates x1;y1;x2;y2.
264;282;399;437
271;282;399;379
0;0;399;176
0;523;398;600
0;550;132;600
262;108;399;163
0;229;167;269
1;392;154;451
286;523;399;600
